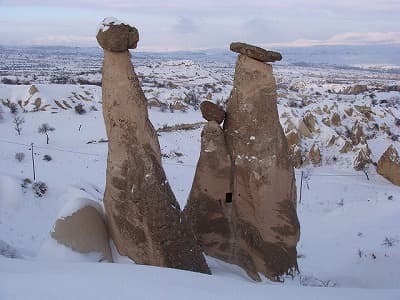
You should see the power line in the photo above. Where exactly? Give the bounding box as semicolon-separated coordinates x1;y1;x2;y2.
0;138;396;177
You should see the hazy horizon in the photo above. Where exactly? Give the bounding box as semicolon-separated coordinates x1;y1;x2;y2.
0;1;399;51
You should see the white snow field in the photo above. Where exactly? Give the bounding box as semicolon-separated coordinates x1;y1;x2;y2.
1;47;400;299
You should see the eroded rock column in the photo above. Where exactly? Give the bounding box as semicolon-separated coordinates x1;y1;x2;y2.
185;43;300;281
97;18;210;274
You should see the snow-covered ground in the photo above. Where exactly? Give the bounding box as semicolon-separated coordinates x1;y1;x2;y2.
1;48;400;299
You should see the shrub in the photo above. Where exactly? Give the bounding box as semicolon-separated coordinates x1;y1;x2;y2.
74;104;86;115
13;116;25;136
15;152;25;162
9;103;18;114
32;181;48;197
43;154;52;161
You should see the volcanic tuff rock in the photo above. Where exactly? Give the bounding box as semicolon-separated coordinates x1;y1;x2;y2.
377;145;400;186
353;145;372;171
230;42;282;63
200;101;226;124
309;144;322;166
51;204;113;262
185;50;300;281
183;121;232;265
97;18;139;52
99;19;210;274
289;145;303;169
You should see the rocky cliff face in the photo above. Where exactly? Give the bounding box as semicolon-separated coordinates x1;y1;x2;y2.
377;145;400;186
98;18;210;274
185;46;300;281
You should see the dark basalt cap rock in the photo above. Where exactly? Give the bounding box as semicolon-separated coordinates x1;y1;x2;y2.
97;18;139;52
230;42;282;62
200;101;226;124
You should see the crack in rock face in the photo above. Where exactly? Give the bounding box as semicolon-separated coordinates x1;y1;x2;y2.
98;19;210;274
184;44;300;281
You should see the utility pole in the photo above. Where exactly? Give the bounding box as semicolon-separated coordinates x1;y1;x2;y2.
299;170;304;204
31;143;36;181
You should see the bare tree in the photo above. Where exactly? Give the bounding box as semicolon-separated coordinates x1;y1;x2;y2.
13;116;24;136
38;123;55;144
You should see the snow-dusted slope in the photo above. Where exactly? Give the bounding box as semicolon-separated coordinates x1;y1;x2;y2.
1;51;400;297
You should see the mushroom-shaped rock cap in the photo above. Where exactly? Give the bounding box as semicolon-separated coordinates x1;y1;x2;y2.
200;101;226;124
230;42;282;63
97;17;139;52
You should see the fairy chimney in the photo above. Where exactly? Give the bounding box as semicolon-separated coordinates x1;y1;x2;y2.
185;43;300;281
97;18;210;274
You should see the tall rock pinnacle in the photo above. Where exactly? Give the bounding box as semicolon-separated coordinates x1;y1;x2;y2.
97;18;210;274
184;43;300;281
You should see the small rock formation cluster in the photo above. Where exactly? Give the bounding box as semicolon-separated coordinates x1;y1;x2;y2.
377;145;400;186
51;200;113;262
184;43;300;281
97;18;210;274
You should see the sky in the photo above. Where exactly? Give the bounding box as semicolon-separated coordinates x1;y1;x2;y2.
0;0;399;51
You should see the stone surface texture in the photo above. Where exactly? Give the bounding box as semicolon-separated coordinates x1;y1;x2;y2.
377;145;400;186
230;42;282;63
185;53;300;281
97;23;139;52
51;205;113;262
200;101;226;124
99;25;210;274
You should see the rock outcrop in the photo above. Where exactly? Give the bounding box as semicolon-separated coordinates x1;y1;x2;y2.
286;130;300;147
98;18;210;274
377;145;400;186
289;145;303;169
353;145;372;171
185;45;300;281
200;101;225;124
51;202;113;262
230;42;282;62
97;18;139;52
309;144;322;166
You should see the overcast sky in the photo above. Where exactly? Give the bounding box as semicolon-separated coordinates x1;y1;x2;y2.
0;0;399;50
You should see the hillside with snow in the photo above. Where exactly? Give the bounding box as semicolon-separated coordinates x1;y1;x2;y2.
1;47;400;299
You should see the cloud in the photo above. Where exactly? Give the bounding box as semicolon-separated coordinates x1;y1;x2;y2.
173;17;198;34
29;35;96;46
268;32;400;47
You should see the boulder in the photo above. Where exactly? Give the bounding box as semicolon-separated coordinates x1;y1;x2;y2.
351;121;365;145
377;145;400;186
353;145;372;171
297;120;312;138
230;42;282;62
186;53;300;282
331;112;341;127
98;21;210;274
289;145;303;169
170;101;188;112
200;101;225;124
339;139;353;153
51;204;112;262
97;18;139;52
286;130;300;147
344;107;354;116
29;85;39;95
327;135;337;147
302;111;318;133
355;105;375;121
342;84;368;95
309;144;321;166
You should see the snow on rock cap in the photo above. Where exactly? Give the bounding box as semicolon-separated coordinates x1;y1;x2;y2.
96;17;139;52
